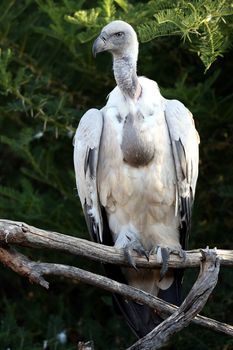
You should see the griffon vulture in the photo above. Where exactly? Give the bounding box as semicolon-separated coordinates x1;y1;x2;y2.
73;20;199;338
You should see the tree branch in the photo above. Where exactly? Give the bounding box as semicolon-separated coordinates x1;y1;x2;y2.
0;219;233;268
0;244;232;340
127;249;220;349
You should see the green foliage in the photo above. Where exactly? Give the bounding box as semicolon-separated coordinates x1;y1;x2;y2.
138;0;233;70
0;0;233;349
66;0;233;70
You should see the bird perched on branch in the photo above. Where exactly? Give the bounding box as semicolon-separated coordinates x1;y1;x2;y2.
73;20;199;338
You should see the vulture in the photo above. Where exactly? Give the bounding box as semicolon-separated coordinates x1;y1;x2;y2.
73;20;199;338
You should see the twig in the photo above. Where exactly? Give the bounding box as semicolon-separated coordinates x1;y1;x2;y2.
0;246;49;288
128;249;220;350
78;341;95;350
0;219;233;268
0;245;232;339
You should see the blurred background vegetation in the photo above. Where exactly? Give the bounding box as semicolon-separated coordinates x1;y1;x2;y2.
0;0;233;349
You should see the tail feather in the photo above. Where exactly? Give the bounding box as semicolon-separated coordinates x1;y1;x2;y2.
104;261;183;338
113;269;182;338
158;269;183;306
112;295;163;338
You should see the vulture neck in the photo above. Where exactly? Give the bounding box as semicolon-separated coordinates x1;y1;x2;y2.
113;54;141;100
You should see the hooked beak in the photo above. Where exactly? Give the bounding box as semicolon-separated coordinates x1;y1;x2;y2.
92;35;107;57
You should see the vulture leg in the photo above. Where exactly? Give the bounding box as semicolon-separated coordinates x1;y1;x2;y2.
156;246;186;280
115;233;149;269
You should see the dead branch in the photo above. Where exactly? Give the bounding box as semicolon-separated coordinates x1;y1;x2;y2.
128;249;220;350
78;341;95;350
0;219;233;268
0;245;232;340
0;246;49;288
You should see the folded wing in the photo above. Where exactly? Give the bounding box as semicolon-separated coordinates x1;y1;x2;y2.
73;108;104;243
165;99;199;249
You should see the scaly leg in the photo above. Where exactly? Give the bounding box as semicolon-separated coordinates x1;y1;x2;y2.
115;231;149;269
155;246;186;280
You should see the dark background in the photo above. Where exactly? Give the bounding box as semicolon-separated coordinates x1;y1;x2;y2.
0;1;233;349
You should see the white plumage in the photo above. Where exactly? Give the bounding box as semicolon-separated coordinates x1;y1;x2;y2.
73;20;199;337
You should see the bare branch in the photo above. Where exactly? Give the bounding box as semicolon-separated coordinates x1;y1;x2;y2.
0;246;49;288
78;341;95;350
0;219;233;268
128;249;220;350
0;245;232;339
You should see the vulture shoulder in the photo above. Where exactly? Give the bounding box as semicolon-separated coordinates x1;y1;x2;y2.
165;99;200;248
73;108;104;242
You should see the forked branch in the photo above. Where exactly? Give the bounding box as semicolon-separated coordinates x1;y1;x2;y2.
0;244;232;340
0;219;233;349
128;249;220;350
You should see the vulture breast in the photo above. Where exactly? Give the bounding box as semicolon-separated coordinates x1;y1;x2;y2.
121;111;155;167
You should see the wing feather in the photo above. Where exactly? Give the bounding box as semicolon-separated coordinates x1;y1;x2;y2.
73;108;104;242
165;99;199;248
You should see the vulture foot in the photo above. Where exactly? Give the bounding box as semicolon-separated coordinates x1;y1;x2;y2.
124;237;149;269
155;246;186;281
114;232;149;269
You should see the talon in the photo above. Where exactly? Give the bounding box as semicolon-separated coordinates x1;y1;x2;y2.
159;247;170;281
155;246;185;281
133;243;149;261
122;236;148;269
144;250;150;261
124;247;137;270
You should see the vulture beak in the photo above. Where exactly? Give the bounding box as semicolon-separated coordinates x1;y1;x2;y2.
92;35;107;57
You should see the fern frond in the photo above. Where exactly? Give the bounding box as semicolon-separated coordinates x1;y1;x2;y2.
102;0;116;19
114;0;128;12
65;8;101;27
138;0;233;69
138;20;182;42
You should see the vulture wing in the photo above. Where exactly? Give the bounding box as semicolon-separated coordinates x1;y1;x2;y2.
165;99;199;249
73;108;104;243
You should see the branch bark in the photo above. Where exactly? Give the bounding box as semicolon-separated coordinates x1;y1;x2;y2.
0;219;233;268
127;249;220;350
78;341;95;350
0;245;232;339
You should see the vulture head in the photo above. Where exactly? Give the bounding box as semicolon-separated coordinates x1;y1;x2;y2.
92;20;138;60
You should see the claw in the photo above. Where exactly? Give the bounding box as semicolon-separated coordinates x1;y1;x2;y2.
133;242;149;261
124;247;137;270
155;246;186;281
123;236;149;269
171;248;186;261
159;247;170;281
144;250;150;262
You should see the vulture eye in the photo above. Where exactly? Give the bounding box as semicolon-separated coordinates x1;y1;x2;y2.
114;32;124;38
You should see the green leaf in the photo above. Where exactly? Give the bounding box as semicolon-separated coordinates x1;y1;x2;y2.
65;8;101;26
114;0;129;12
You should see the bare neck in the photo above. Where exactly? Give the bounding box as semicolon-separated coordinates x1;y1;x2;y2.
113;55;141;100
